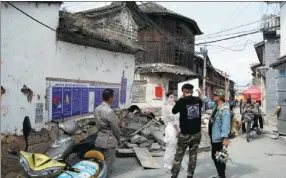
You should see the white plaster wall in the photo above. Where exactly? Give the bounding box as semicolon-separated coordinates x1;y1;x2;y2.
1;2;135;135
133;73;185;109
280;3;286;57
133;74;169;109
55;41;135;109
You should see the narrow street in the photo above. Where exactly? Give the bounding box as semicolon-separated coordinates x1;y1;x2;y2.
112;108;286;178
112;133;286;178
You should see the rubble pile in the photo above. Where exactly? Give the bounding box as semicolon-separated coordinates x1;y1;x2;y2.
117;111;166;157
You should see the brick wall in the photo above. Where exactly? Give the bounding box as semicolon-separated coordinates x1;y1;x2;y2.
95;8;138;42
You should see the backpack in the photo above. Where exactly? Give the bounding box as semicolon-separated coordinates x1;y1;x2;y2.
219;106;240;139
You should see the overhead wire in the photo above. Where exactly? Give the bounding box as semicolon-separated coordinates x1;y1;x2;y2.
195;24;279;45
225;2;252;28
196;16;273;40
219;2;243;31
6;2;56;32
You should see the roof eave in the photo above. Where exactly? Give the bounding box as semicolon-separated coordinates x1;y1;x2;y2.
146;13;203;35
269;55;286;68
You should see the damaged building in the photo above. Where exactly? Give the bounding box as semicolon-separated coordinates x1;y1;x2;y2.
1;1;144;135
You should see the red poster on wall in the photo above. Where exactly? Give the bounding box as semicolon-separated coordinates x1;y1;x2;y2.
155;86;163;99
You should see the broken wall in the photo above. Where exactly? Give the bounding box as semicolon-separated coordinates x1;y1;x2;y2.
1;2;135;135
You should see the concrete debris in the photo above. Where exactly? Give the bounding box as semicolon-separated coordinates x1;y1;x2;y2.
139;141;152;148
138;135;148;143
140;128;151;137
151;130;165;145
125;142;138;148
118;111;168;167
130;134;141;144
150;143;161;151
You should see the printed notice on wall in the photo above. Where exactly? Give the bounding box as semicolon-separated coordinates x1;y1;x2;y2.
35;103;44;123
72;87;82;116
81;87;89;114
88;88;95;113
48;80;120;120
63;87;72;118
120;78;127;104
52;87;63;120
94;88;102;109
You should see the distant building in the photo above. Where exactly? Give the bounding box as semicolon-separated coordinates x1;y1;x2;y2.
269;2;286;135
253;14;280;121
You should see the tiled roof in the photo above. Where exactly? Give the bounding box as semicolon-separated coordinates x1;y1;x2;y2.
57;11;144;54
138;2;203;35
270;55;286;68
135;63;198;76
77;2;123;15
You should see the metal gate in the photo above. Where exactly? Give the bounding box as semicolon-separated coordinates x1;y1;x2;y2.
277;75;286;135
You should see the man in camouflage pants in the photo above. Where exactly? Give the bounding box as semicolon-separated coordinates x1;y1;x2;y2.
171;84;203;178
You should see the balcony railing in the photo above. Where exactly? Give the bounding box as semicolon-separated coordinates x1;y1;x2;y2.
261;15;280;32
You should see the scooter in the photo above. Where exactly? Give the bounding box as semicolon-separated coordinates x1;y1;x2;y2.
10;116;107;178
242;112;262;142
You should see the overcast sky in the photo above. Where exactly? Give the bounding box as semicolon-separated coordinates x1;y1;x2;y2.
61;2;280;91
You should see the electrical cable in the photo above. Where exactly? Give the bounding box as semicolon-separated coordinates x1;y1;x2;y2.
7;2;56;32
196;16;273;40
196;28;259;41
195;24;279;45
219;2;243;31
226;2;252;28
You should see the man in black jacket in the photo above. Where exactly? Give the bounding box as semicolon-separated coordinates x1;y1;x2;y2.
171;84;203;178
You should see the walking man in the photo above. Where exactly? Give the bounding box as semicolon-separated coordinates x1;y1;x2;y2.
171;84;203;178
94;88;120;178
198;88;231;178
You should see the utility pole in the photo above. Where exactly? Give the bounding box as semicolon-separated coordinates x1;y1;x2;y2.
200;46;208;96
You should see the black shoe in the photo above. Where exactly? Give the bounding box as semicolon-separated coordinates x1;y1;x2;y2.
187;176;193;178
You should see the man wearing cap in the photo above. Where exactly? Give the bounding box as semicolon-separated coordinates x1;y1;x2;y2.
171;83;203;178
197;88;231;178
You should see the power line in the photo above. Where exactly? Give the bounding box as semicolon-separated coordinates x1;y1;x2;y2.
7;2;56;32
195;24;279;45
219;2;243;31
196;16;272;40
226;2;252;28
196;28;259;41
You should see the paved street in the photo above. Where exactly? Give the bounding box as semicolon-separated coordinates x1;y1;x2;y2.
112;131;286;178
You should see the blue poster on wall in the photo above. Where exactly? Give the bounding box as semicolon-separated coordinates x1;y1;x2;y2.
120;78;127;103
63;87;72;118
81;87;89;114
52;87;63;120
72;87;82;116
94;88;103;109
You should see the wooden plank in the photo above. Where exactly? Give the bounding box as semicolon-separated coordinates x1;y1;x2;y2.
133;147;160;169
116;149;164;157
